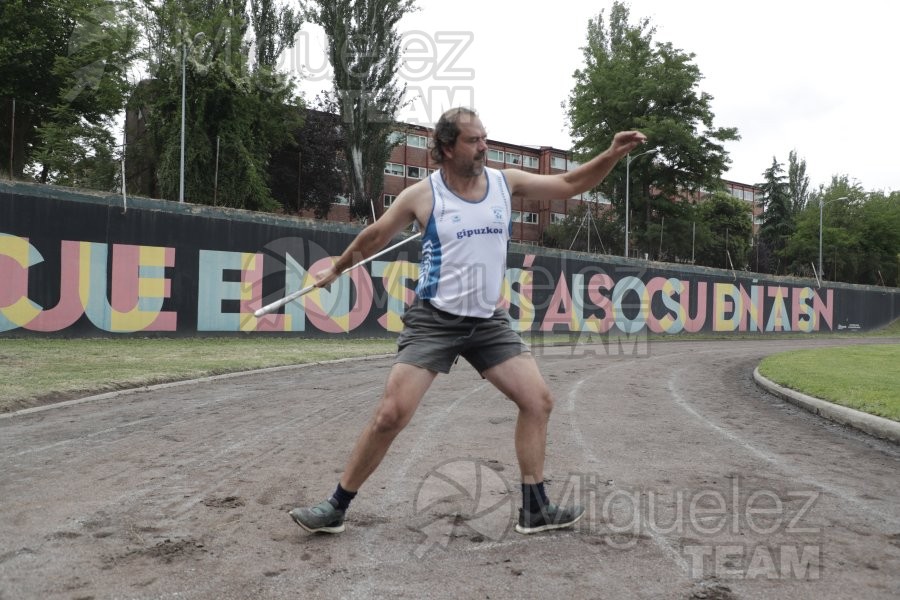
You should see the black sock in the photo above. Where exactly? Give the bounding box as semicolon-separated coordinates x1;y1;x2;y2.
521;482;549;512
328;483;357;512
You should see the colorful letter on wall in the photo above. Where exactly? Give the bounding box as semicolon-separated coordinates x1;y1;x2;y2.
0;234;44;331
714;283;740;332
585;272;616;334
96;244;177;332
303;257;374;333
373;259;418;332
0;236;176;332
613;276;649;334
766;286;791;332
502;259;536;332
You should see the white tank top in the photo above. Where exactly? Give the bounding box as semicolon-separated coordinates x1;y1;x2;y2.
416;167;513;318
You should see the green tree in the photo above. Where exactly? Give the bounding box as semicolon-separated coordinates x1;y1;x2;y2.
542;203;621;255
785;177;900;285
0;0;137;187
857;191;900;286
269;105;346;218
130;0;302;209
787;149;810;215
757;158;792;273
567;1;739;259
693;191;753;270
248;0;303;69
309;0;415;220
649;198;700;263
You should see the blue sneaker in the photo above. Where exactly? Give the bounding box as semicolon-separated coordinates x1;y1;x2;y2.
515;503;585;534
289;500;346;534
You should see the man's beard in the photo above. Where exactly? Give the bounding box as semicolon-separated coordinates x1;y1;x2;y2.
466;154;485;176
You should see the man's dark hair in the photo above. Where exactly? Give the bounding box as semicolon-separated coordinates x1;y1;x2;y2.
430;107;479;164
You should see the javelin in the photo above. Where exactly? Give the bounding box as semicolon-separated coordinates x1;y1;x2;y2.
253;232;422;317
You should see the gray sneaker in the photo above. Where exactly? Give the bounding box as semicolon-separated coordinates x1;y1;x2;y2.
289;500;346;534
515;503;585;535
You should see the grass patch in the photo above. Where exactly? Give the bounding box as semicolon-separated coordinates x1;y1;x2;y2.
2;317;898;415
522;316;900;344
0;337;395;413
758;344;900;421
869;316;900;337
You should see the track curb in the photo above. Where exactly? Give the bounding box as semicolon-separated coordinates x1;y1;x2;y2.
753;367;900;444
0;353;395;420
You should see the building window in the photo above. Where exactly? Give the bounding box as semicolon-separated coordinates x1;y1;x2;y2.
407;165;425;179
551;212;567;224
385;162;404;177
506;152;522;165
550;156;567;170
407;133;427;148
333;195;349;205
567;159;580;171
488;149;504;162
512;211;539;224
523;156;539;169
389;131;405;145
384;194;397;208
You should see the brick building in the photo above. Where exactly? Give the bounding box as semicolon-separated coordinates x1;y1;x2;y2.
322;119;763;244
125;97;761;241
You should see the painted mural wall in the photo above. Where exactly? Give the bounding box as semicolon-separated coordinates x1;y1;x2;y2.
2;182;898;337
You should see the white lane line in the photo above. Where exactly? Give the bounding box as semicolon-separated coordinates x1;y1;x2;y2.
8;416;158;458
0;354;395;420
394;381;492;483
344;379;491;598
666;363;900;527
566;367;691;575
666;369;779;466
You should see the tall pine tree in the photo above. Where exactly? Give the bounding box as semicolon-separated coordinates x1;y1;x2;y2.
309;0;415;220
787;149;810;215
757;157;792;273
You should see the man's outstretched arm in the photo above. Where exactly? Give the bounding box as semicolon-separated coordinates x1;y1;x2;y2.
504;131;648;201
314;179;429;288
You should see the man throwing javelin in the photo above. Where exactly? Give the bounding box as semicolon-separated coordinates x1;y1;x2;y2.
290;107;647;535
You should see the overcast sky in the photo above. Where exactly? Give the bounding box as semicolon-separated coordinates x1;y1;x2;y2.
292;0;898;193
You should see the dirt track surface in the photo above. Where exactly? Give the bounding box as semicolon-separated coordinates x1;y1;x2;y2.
2;338;899;600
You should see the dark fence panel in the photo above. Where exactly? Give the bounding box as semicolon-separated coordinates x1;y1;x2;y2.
2;182;898;337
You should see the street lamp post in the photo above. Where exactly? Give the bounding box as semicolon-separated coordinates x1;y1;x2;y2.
624;148;659;257
179;32;204;203
819;195;848;280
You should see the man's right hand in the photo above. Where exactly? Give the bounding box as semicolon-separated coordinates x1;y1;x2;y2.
314;264;340;289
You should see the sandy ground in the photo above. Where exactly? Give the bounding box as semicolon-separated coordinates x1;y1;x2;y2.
1;338;899;600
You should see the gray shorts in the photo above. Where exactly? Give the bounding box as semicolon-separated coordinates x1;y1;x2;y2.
395;300;530;374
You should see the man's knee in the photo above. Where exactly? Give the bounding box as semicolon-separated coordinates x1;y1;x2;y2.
522;386;554;418
371;397;414;434
538;387;554;415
